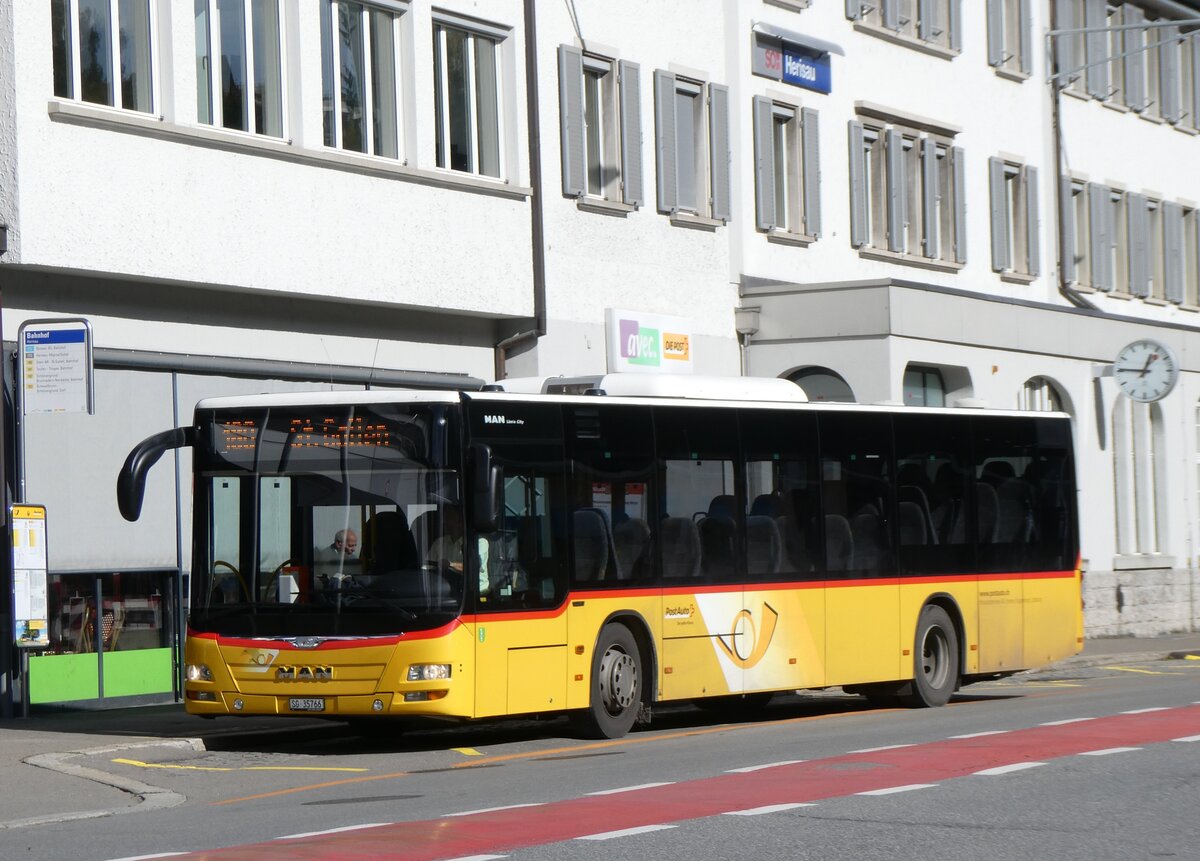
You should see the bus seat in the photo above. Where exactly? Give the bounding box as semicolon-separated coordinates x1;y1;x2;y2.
930;463;965;544
975;481;999;543
573;508;613;582
850;508;887;572
697;514;736;579
995;478;1035;543
898;484;937;545
824;514;853;572
362;510;418;574
660;516;701;578
745;515;781;575
897;500;928;546
750;493;781;518
612;517;651;580
981;460;1016;486
708;494;737;519
778;515;816;572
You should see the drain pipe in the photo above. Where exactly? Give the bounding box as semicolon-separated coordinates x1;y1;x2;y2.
496;0;548;381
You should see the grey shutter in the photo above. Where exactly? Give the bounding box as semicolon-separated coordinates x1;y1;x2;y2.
886;129;905;253
1085;0;1109;99
618;61;643;208
802;107;821;238
846;0;863;20
708;83;731;223
653;70;677;214
1164;202;1185;303
1125;6;1146;111
1191;36;1200;129
1162;27;1182;123
918;0;934;41
949;0;962;52
1088;183;1111;290
952;146;967;263
1018;0;1032;75
1127;193;1148;296
1025;166;1040;276
753;97;776;231
1054;0;1076;84
882;0;900;31
558;45;586;198
921;138;938;258
848;121;867;248
1060;177;1076;284
986;0;1004;66
989;157;1010;271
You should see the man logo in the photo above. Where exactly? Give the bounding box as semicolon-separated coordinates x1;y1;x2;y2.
716;603;779;669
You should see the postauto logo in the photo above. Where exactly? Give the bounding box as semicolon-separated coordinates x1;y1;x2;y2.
619;318;689;366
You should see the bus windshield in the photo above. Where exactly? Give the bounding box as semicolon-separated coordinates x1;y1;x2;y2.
191;401;464;638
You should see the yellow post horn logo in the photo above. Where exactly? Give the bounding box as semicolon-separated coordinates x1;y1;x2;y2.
716;602;779;669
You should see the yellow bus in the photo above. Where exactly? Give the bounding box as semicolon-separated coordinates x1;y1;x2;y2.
117;375;1081;738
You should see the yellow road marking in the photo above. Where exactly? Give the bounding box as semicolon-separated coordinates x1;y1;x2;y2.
452;748;483;757
114;758;367;773
1101;665;1180;676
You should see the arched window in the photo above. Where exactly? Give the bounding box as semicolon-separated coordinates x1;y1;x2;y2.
789;367;855;402
1113;398;1166;556
1020;376;1065;412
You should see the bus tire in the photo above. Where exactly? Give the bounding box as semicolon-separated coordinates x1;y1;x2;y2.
578;623;642;739
907;604;959;708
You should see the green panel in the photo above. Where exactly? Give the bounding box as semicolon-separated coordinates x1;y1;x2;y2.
28;653;99;703
102;648;175;697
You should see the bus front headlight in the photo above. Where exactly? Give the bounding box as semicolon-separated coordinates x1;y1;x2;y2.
186;663;213;682
407;664;451;681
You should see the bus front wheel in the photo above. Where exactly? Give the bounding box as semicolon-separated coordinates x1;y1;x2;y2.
578;623;642;739
907;604;959;708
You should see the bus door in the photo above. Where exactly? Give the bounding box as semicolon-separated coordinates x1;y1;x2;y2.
466;400;569;719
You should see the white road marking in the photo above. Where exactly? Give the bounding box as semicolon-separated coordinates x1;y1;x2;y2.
1040;717;1095;726
105;855;188;861
724;803;816;816
725;760;807;773
577;824;677;841
1079;747;1142;756
442;856;510;861
974;762;1047;776
586;782;674;796
950;730;1010;739
275;823;390;840
1172;734;1200;743
443;803;545;818
848;743;916;754
1120;707;1170;714
856;784;938;796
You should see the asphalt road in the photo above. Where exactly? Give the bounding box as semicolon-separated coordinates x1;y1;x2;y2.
5;656;1199;861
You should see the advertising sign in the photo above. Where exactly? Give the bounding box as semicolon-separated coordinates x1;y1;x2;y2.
605;308;694;375
12;505;48;649
19;318;95;415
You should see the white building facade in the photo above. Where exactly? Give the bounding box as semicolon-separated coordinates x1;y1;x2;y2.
1;0;1197;708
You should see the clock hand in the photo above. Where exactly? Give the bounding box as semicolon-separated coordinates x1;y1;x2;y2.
1139;353;1154;377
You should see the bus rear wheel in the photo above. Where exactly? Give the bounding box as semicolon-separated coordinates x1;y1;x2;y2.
906;604;959;708
578;623;642;739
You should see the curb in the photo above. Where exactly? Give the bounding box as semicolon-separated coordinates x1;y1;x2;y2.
0;738;205;830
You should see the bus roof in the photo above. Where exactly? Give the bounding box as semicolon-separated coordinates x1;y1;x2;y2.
193;389;462;411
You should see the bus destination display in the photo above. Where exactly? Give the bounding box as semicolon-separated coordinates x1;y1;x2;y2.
217;416;393;454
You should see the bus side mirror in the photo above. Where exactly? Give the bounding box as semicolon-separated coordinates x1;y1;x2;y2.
117;427;196;521
469;443;503;533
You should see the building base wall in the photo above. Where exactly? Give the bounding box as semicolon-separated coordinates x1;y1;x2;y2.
1083;567;1200;637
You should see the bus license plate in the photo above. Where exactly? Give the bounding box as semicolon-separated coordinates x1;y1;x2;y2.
289;698;325;712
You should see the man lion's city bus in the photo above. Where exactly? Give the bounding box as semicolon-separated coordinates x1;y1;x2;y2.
117;374;1081;739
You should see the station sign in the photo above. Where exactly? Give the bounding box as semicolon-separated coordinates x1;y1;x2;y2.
752;32;832;95
12;504;48;649
19;318;95;415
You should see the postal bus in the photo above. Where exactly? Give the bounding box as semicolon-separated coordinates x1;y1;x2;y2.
117;374;1081;738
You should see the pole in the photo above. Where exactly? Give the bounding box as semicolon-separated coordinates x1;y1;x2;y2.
0;274;12;719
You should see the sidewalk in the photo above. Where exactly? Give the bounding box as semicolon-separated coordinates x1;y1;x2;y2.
1;632;1198;830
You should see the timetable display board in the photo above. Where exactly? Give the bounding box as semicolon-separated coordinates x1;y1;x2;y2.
19;318;95;415
12;505;48;649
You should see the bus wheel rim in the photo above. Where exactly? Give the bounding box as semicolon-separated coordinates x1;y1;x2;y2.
921;626;949;689
599;648;637;713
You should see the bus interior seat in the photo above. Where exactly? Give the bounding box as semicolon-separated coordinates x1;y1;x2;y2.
975;481;999;543
660;516;701;578
612;517;651;580
750;493;781;518
897;485;937;545
573;508;613;582
778;515;816;572
930;463;965;544
897;500;928;546
824;514;853;572
981;460;1016;485
995;478;1035;543
850;506;887;572
745;514;782;575
362;510;419;574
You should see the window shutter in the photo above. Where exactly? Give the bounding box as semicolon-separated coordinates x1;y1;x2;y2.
986;0;1004;67
848;121;867;248
1125;6;1146;111
753;97;776;231
1127;193;1148;296
949;0;962;52
952;146;967;263
558;45;586;198
1054;0;1076;84
1164;202;1185;303
802;107;822;238
1084;0;1109;99
1191;36;1200;130
882;0;900;31
1088;184;1111;290
1060;177;1076;284
618;60;643;207
918;0;934;41
846;0;863;21
1025;166;1040;276
989;157;1009;272
886;129;905;253
921;138;938;258
1161;27;1182;123
1018;0;1033;75
653;70;678;214
708;83;731;223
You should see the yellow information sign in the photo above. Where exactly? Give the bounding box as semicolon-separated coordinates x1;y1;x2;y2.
12;504;48;649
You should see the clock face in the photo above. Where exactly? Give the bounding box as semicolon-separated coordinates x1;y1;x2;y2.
1114;339;1179;403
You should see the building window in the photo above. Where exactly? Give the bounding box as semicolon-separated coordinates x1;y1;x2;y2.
790;367;855;402
1019;377;1065;412
1080;183;1128;292
849;119;964;265
51;0;154;113
320;1;403;159
1106;3;1125;104
1061;178;1090;287
434;19;504;178
986;0;1032;76
653;70;731;222
558;46;643;206
903;365;946;407
195;0;285;137
1182;32;1199;131
847;0;961;53
753;97;820;238
1114;398;1165;557
1184;207;1200;305
988;157;1039;278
